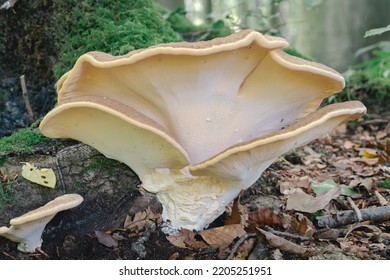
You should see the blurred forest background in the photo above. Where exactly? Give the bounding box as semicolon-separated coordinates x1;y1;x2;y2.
157;0;390;72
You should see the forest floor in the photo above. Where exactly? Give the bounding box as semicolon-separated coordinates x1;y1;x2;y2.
0;105;389;260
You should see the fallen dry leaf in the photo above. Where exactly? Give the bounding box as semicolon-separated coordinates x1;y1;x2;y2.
124;207;161;232
314;228;340;241
286;186;341;213
279;181;296;195
296;213;316;237
297;176;311;189
359;177;374;191
361;148;380;158
112;232;127;241
225;193;248;225
166;228;207;249
168;252;180;260
378;232;390;242
272;248;284;260
258;228;308;256
309;244;358;260
248;208;283;227
233;238;256;260
343;140;354;149
21;162;56;188
338;240;370;259
199;224;246;249
95;230;118;248
374;190;389;206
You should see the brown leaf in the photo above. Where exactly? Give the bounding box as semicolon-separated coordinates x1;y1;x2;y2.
314;229;340;241
376;131;387;141
199;224;246;249
279;181;296;195
343;140;354;149
258;228;307;256
338;241;370;259
378;232;390;242
112;232;127;241
248;208;283;227
225;194;242;225
272;249;284;260
286;186;341;213
166;228;207;249
234;238;256;260
297;176;311;189
95;230;118;248
124;207;160;231
168;252;180;260
282;213;315;238
374;190;388;206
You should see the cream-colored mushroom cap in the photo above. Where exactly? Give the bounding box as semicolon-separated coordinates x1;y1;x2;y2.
50;29;345;165
0;194;83;252
39;30;366;230
40;96;189;176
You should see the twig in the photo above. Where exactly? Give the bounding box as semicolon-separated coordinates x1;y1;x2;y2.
2;251;16;259
347;196;362;221
36;247;50;258
374;190;389;206
20;75;35;124
226;233;256;260
264;226;310;242
316;206;390;228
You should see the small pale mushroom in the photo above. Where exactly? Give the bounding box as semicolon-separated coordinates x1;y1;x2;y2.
39;30;366;230
0;193;83;252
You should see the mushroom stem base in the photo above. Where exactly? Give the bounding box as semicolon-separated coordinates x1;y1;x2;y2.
141;168;243;231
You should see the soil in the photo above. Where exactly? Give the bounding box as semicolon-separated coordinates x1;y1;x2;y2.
0;109;389;260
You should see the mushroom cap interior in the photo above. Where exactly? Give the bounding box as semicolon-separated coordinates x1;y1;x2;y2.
53;29;345;165
10;193;84;226
190;101;366;181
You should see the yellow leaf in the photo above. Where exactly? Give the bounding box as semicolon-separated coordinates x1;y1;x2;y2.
362;149;379;159
21;162;56;188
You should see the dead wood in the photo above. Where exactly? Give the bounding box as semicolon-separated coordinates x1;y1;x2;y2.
316;206;390;228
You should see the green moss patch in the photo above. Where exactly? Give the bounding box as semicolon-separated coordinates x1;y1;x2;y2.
0;183;14;210
53;0;182;79
0;128;49;158
83;155;121;177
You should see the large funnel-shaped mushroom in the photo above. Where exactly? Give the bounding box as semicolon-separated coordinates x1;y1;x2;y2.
40;30;366;230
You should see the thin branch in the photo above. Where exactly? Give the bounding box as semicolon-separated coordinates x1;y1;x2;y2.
316;206;390;228
20;75;35;124
226;233;256;260
264;226;310;242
